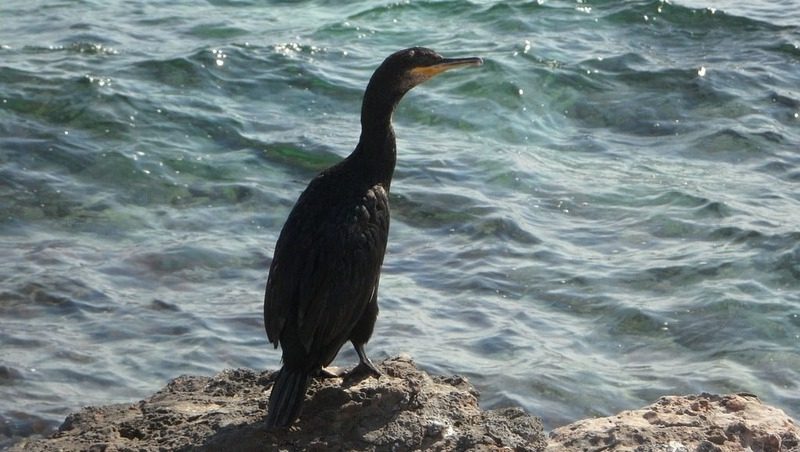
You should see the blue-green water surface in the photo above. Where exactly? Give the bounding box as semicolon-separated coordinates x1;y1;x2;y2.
1;0;799;445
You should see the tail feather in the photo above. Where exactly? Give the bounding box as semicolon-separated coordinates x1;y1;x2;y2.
266;367;311;428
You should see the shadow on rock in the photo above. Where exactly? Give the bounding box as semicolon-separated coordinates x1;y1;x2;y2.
12;355;546;452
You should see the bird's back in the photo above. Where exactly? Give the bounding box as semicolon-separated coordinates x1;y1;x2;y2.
264;162;390;370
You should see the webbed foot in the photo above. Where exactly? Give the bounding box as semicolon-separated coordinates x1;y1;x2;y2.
314;367;344;379
348;359;382;379
347;343;382;379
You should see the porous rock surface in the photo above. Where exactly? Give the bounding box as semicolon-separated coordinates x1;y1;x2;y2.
11;355;546;451
547;393;800;452
11;357;799;452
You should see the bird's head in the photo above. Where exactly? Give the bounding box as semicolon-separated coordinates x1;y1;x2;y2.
368;47;483;100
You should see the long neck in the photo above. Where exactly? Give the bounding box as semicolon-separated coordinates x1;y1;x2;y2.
350;80;404;188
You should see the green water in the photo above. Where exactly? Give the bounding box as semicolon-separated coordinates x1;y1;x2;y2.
1;0;799;445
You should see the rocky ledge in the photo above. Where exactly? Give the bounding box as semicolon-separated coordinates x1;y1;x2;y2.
547;392;799;452
10;356;546;451
10;356;799;452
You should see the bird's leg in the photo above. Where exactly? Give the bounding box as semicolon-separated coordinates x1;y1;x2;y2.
348;343;382;379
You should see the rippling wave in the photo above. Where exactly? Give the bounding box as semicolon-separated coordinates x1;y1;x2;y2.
2;0;799;446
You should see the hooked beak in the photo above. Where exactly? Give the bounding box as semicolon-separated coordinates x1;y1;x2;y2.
409;56;484;79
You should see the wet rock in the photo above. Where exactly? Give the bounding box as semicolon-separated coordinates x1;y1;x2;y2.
11;355;546;452
547;393;800;452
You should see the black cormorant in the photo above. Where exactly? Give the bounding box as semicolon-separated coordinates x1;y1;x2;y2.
263;47;482;428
